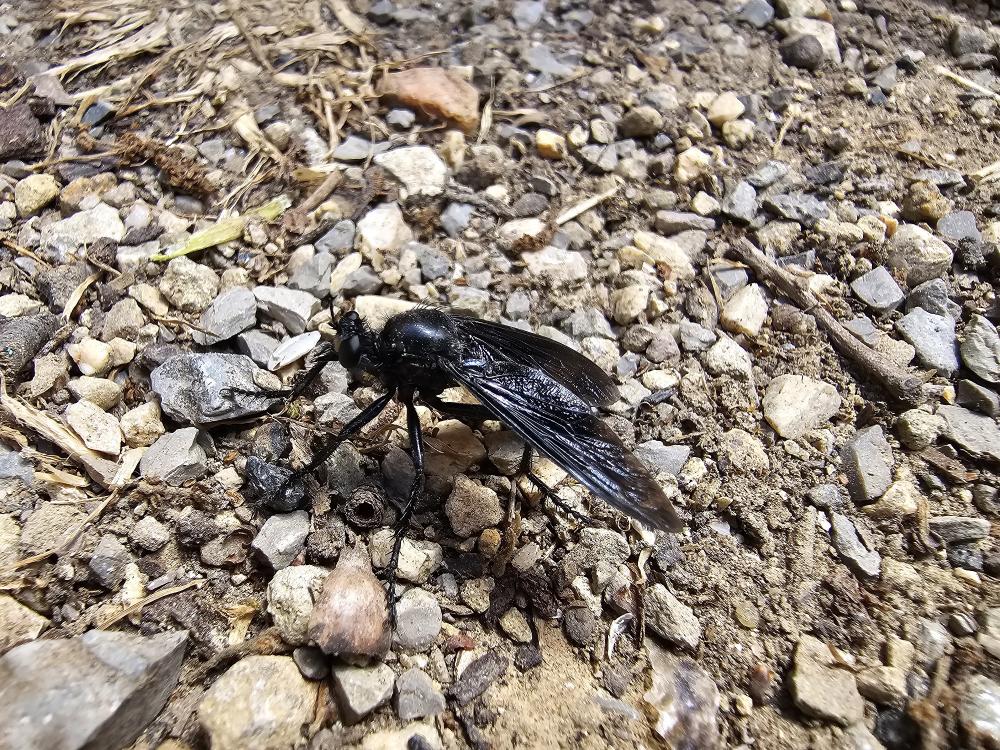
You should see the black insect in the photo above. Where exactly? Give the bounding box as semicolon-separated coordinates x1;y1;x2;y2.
239;307;682;599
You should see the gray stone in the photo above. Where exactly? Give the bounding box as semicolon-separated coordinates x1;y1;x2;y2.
790;635;865;725
950;25;995;57
896;308;959;376
139;428;213;484
747;160;790;188
251;511;310;570
386;109;415;128
619;106;664;138
906;278;960;318
331;662;395;723
315;220;355;253
721;181;757;223
961;315;1000;384
89;534;132;589
100;298;145;342
266;564;328;645
40;203;125;262
292;646;329;680
199;655;316;750
929;515;992;544
394;668;446;720
679;321;717;352
957;379;1000;417
851;266;905;313
654;210;715;234
333;135;389;161
646;585;701;648
288;251;334;299
938;210;981;242
635;441;691;476
737;0;775;28
375;146;448;197
393;588;442;653
0;630;186;750
806;484;845;511
253;286;320;335
151;353;279;425
780;33;825;70
844;315;879;346
236;330;280;366
409;242;451;281
129;516;169;552
579;144;619;172
888;224;954;286
762;374;841;439
842;425;893;504
565;308;614;339
0;447;33;486
341;266;383;296
440;202;474;237
960;675;1000;747
938;404;1000;461
644;640;720;748
830;513;881;577
763;193;828;226
445;474;503;537
159;257;219;313
193;288;257;345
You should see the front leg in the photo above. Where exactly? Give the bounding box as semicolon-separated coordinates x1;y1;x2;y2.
269;390;394;507
386;391;426;625
224;342;340;406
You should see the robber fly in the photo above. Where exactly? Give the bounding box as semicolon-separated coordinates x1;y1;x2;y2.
248;306;681;527
236;307;682;605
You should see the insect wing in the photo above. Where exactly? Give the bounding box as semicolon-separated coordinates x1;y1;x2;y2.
452;316;619;406
443;355;681;531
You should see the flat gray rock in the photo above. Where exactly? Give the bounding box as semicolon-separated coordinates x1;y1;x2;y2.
193;288;257;345
635;440;691;476
961;315;1000;384
938;405;1000;461
139;427;214;485
0;630;186;750
851;266;904;313
830;513;881;577
253;286;320;335
151;353;280;425
842;426;894;504
896;307;959;376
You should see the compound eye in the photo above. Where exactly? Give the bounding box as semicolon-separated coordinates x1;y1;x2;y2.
337;334;362;370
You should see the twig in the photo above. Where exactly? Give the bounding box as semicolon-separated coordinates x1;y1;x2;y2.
936;64;1000;101
556;180;620;225
731;237;926;406
282;171;344;234
526;69;589;94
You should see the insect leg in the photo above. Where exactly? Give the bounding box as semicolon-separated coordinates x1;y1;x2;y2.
276;390;394;499
422;394;494;423
386;393;426;624
520;444;593;524
225;343;340;404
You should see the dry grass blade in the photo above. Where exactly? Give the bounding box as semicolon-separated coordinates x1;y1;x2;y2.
151;194;292;261
46;21;170;79
327;0;370;35
233;108;286;163
61;271;100;321
0;372;118;488
97;578;205;629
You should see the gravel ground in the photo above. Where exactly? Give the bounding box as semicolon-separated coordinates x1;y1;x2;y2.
0;0;998;749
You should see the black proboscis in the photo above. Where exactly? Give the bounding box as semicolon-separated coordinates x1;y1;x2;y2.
235;307;683;612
